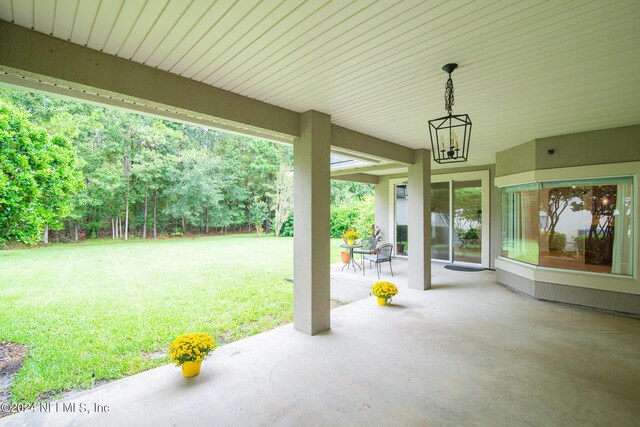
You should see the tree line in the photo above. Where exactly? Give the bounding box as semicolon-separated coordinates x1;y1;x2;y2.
1;88;375;246
1;88;295;244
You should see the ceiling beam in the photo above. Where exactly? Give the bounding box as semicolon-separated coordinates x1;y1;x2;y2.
331;125;415;165
330;173;379;184
331;162;406;177
0;21;299;141
0;21;416;165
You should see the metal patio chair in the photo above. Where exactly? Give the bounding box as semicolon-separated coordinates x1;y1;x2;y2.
353;236;377;276
364;243;394;279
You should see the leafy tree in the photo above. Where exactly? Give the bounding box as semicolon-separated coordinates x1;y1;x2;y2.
164;151;224;234
0;87;375;243
271;164;293;237
453;187;482;232
248;200;269;237
0;101;81;244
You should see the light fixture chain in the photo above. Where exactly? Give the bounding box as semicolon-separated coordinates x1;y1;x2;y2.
444;75;454;115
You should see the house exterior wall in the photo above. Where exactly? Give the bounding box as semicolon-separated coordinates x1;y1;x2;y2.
375;165;500;269
496;124;640;176
495;125;640;315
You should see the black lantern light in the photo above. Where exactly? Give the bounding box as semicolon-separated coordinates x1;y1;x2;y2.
428;63;472;164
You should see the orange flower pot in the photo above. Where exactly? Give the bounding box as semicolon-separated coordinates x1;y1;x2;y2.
341;251;351;263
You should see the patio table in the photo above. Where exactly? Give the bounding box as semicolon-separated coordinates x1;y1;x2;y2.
340;243;362;273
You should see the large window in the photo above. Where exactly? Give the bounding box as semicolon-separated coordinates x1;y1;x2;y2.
501;178;633;276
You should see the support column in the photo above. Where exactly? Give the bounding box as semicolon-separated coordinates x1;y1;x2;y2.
375;177;390;244
408;149;431;290
294;110;331;335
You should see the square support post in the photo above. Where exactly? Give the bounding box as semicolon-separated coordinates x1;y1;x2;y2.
293;110;331;335
408;149;431;290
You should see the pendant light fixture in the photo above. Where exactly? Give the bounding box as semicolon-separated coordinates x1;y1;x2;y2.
428;63;472;163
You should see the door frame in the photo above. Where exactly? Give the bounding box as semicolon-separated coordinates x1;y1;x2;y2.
389;170;490;268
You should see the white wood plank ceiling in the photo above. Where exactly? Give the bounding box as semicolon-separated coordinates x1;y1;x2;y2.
1;0;639;166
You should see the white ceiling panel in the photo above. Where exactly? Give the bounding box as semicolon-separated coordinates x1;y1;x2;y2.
0;0;12;22
68;0;100;46
192;0;311;82
168;0;252;76
86;0;125;50
117;0;168;59
11;0;33;29
130;0;192;64
153;0;235;71
1;0;639;167
33;0;55;35
52;0;79;40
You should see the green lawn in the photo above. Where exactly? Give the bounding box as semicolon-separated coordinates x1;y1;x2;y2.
0;235;344;402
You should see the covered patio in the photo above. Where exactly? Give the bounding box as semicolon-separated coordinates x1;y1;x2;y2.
2;265;638;426
1;1;640;424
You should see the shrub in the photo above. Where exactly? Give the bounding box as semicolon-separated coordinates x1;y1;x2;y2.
330;196;374;239
278;195;374;239
574;235;585;254
278;215;293;237
549;232;567;252
463;227;479;240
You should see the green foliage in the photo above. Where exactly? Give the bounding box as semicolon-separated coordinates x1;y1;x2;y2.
453;187;482;229
0;100;82;244
1;88;378;243
463;227;479;240
330;180;374;205
329;195;374;239
549;232;567;252
279;215;294;237
574;234;586;254
0;87;298;241
396;224;408;244
249;200;269;236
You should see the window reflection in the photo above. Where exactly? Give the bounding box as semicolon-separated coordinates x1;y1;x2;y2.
502;178;633;276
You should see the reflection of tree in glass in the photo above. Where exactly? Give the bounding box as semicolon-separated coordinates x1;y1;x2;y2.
431;187;450;223
453;187;481;233
541;185;616;264
585;185;616;265
541;187;584;252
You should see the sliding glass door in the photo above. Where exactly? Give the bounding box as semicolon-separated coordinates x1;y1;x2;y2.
392;173;487;266
452;180;482;264
429;180;483;265
431;182;450;260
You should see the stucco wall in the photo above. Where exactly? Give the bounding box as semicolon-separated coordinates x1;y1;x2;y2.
495;140;536;176
496;125;640;176
536;125;640;170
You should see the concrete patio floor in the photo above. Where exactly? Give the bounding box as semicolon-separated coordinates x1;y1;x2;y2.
2;264;639;426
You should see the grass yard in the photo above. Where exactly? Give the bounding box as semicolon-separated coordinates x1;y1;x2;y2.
0;235;344;403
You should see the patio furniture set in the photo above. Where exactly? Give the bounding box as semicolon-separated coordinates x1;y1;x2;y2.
341;237;394;279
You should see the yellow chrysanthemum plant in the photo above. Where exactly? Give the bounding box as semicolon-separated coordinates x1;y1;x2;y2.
372;281;398;305
342;228;359;245
168;333;215;366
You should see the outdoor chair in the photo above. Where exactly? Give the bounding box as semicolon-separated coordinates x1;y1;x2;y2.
364;243;394;279
353;236;377;276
